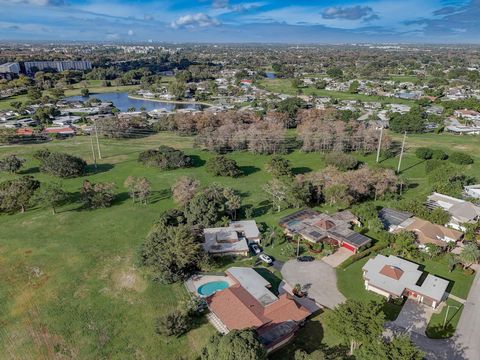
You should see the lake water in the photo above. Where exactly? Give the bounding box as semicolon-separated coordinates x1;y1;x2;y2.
265;72;277;79
65;92;204;112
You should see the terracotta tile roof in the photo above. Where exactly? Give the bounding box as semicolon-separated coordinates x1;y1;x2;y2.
207;285;267;329
379;265;404;280
313;219;335;230
207;286;310;331
263;294;311;324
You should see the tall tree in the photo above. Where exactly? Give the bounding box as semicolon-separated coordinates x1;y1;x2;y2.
0;176;40;213
263;178;288;212
124;176;151;204
33;181;68;214
459;243;480;269
201;330;267;360
141;223;203;283
171;176;200;206
324;299;385;355
0;154;26;173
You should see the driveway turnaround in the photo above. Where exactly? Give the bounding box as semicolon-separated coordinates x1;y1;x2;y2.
390;299;433;335
321;248;354;268
281;259;345;309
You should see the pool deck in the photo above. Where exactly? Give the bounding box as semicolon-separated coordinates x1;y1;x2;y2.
185;274;235;297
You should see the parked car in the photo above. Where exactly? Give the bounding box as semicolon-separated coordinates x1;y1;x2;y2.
297;255;315;262
250;243;262;255
259;253;273;265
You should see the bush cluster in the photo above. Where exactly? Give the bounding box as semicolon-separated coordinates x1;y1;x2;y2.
206;155;242;177
138;146;192;170
324;152;359;171
34;149;87;178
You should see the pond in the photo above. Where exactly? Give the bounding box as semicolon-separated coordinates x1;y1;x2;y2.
265;72;277;79
65;92;205;112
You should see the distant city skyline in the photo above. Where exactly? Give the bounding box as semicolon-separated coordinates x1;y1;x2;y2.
1;0;479;43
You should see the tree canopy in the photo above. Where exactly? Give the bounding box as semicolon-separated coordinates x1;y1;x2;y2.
201;330;267;360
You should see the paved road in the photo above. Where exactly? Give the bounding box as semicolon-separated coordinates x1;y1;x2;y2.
455;268;480;360
385;324;466;360
281;259;345;309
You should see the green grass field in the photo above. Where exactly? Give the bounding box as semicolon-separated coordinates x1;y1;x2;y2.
426;299;464;339
0;131;479;358
258;78;414;104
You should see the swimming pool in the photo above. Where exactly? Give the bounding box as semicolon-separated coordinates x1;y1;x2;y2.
197;281;229;296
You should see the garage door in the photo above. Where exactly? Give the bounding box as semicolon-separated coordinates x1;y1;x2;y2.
341;242;356;253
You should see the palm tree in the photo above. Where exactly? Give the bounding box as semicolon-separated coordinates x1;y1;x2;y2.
459;243;480;270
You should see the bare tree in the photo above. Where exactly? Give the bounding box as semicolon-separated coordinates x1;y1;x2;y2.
171;176;200;206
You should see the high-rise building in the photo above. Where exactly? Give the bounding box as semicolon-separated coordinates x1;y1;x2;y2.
0;62;21;74
24;60;92;74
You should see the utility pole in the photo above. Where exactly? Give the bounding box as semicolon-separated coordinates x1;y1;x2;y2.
90;130;97;171
376;126;384;163
443;305;460;329
94;121;102;160
296;235;301;259
397;131;407;174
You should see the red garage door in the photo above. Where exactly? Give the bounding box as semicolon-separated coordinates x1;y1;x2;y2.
342;242;356;253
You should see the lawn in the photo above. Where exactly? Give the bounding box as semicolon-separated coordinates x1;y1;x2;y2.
0;131;478;358
420;258;475;299
258;78;414;104
0;133;334;358
426;299;464;339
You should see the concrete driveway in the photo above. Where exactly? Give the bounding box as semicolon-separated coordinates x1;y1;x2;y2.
321;248;354;268
390;299;434;335
281;259;345;309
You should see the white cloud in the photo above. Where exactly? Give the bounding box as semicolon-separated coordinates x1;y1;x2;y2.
128;29;134;36
171;13;220;29
4;0;65;5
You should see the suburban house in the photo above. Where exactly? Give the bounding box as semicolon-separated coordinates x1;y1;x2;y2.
378;208;413;232
454;109;480;121
206;267;311;352
465;184;480;199
363;255;449;309
427;192;480;231
396;217;463;248
379;208;463;248
278;209;371;253
203;220;260;256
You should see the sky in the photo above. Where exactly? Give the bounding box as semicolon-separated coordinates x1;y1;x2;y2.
0;0;479;43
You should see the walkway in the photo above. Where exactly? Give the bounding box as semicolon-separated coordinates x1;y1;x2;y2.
321;248;353;268
448;293;467;305
207;312;229;334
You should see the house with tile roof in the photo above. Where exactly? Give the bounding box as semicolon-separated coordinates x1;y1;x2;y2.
363;255;449;309
427;192;480;231
206;267;311;352
278;209;370;253
396;216;463;248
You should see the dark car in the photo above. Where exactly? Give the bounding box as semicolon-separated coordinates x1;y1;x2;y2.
250;243;262;255
297;255;315;262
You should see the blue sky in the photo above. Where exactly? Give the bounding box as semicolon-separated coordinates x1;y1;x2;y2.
1;0;479;43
